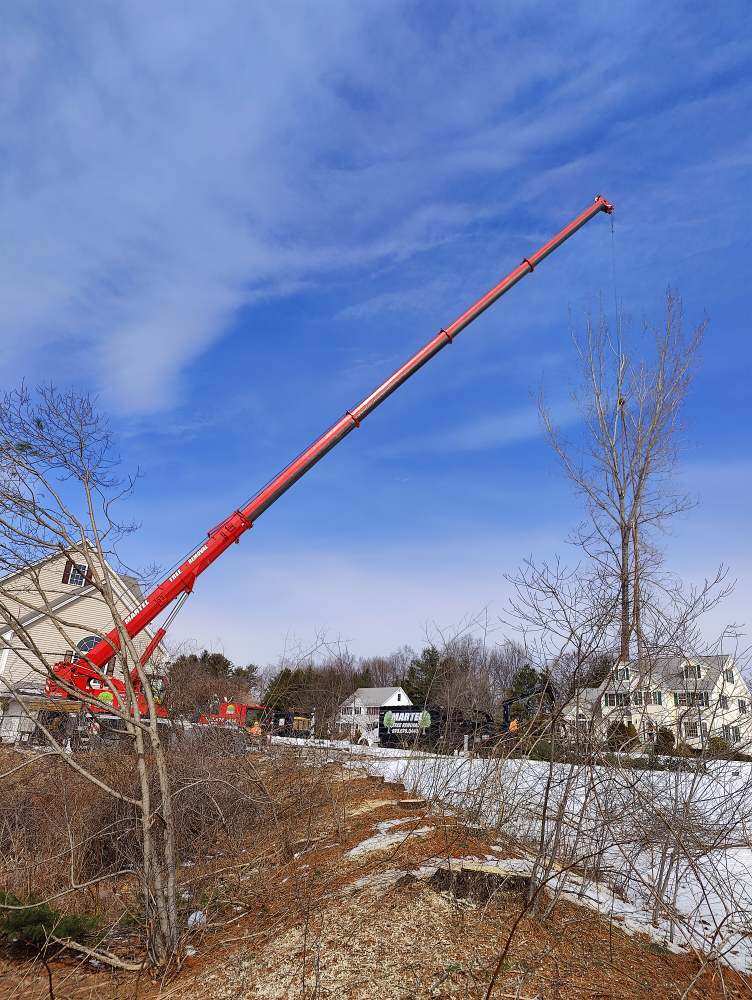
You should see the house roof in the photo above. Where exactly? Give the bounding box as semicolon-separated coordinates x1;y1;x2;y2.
347;686;407;708
563;654;737;722
119;575;144;603
618;654;732;692
575;654;733;701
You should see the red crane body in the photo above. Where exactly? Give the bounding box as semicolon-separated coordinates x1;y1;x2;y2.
46;195;613;711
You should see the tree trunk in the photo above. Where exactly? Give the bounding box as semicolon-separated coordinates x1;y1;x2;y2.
632;519;642;663
620;524;631;661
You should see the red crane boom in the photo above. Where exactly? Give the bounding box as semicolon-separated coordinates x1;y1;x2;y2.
47;195;613;705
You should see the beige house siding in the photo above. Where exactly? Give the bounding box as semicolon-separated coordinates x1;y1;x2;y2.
0;553;166;691
0;553;77;624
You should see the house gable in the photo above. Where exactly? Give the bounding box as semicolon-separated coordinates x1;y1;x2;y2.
0;551;167;690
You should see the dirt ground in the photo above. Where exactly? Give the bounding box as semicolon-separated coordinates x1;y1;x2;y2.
2;760;750;1000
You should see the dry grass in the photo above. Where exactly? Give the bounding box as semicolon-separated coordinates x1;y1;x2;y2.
2;749;751;999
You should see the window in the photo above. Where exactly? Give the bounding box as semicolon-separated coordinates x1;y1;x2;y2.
682;721;707;740
573;714;589;734
739;700;748;715
723;725;741;744
724;669;734;684
683;664;701;681
719;695;729;711
611;667;630;682
62;560;89;587
397;691;402;702
674;691;709;708
71;635;100;663
636;690;663;707
605;693;630;708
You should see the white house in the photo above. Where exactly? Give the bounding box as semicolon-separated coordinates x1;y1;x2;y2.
563;654;752;750
338;686;412;743
0;549;168;743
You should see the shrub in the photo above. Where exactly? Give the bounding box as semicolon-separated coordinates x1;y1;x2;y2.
0;892;97;949
706;735;732;758
654;726;675;754
607;721;631;750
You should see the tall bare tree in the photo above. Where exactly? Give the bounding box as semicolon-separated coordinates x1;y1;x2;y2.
541;291;705;661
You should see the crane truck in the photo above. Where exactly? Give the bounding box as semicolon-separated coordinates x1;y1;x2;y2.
44;195;614;728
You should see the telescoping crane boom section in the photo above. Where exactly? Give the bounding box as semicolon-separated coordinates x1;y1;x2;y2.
50;195;613;695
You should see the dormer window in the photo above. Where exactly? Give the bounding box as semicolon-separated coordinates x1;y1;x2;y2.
62;560;90;587
611;667;630;682
682;664;701;681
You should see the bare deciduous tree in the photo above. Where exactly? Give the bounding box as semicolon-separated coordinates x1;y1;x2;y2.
0;384;180;967
541;291;705;661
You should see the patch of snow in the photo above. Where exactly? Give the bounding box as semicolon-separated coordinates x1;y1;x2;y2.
348;869;404;891
347;819;434;857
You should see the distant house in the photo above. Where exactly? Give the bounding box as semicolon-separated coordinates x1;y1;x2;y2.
562;654;752;750
338;686;412;743
0;550;168;743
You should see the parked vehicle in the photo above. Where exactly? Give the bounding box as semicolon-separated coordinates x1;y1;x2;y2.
378;705;496;751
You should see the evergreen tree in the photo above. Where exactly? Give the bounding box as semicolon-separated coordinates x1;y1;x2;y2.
654;726;675;755
351;664;374;690
403;647;442;706
507;664;549;726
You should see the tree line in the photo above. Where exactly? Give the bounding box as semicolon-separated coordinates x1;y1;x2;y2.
164;636;602;734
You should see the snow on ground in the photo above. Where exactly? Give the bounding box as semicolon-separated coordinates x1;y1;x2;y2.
273;736;752;972
347;817;433;857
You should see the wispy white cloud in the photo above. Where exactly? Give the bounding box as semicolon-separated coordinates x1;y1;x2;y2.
376;399;577;457
5;2;747;416
170;530;559;664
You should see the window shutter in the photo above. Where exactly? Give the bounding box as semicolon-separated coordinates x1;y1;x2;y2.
62;559;73;584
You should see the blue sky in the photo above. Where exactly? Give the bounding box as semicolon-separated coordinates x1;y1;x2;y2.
2;2;751;665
